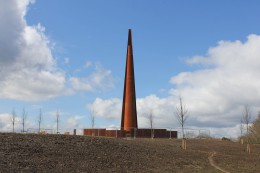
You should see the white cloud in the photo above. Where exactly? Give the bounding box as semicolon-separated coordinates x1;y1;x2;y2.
0;1;115;101
0;113;12;132
70;77;93;91
64;57;69;64
86;95;176;128
137;95;175;128
170;34;260;134
84;60;92;68
70;65;114;92
0;111;33;132
0;0;68;101
86;98;122;119
66;115;83;128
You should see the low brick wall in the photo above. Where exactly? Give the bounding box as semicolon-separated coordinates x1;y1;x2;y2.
83;129;106;136
106;130;125;138
130;129;176;138
83;128;177;138
167;131;178;138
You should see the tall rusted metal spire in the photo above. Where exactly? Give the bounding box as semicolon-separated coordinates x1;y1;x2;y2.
121;29;138;131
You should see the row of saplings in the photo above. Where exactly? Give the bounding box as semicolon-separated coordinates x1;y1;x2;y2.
182;113;260;153
175;99;260;153
239;111;260;153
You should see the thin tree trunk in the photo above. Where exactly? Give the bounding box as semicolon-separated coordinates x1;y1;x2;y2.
246;144;251;153
182;138;187;150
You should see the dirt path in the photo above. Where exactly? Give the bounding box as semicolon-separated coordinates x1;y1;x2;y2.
208;152;230;173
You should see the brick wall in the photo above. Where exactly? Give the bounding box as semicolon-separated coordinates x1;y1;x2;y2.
83;128;177;138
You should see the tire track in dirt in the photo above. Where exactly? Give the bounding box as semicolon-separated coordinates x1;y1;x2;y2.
208;152;230;173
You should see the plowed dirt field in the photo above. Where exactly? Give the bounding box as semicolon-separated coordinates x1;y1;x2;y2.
0;133;259;173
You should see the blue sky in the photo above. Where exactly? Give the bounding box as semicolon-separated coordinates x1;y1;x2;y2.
1;0;260;137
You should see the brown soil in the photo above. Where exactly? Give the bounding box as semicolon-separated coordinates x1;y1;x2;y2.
0;133;259;173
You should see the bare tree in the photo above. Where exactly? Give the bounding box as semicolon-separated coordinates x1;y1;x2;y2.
175;97;188;150
249;112;260;143
56;110;60;134
10;108;17;133
240;117;243;137
243;105;251;137
38;109;42;133
240;116;244;144
90;109;95;129
175;97;188;139
148;110;154;138
243;105;251;153
21;108;27;133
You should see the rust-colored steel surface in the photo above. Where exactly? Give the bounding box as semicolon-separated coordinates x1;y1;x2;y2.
121;29;138;132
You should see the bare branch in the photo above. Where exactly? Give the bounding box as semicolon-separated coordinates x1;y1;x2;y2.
10;108;17;133
38;109;42;133
148;110;153;129
248;111;260;143
90;109;95;129
240;116;244;137
147;110;154;138
56;110;60;134
175;97;189;139
21;108;27;133
243;105;251;136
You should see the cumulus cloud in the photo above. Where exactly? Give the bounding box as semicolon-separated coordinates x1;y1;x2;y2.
86;95;176;128
86;98;122;119
170;34;260;130
137;95;175;128
0;113;12;132
70;65;114;92
0;1;114;101
0;0;68;101
70;77;93;91
66;115;83;128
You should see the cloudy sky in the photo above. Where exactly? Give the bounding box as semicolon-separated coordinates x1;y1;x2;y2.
1;0;260;138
